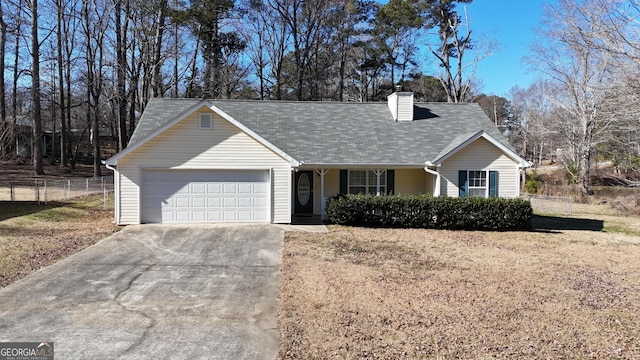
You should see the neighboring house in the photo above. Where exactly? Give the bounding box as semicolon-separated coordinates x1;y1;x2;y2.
4;115;31;157
105;91;530;225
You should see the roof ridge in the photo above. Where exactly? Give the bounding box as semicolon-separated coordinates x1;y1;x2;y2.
148;97;478;107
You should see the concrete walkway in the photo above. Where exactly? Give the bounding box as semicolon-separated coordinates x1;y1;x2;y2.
0;224;283;359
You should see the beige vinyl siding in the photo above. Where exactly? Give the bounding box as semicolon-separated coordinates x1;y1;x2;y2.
307;169;432;214
440;137;519;198
311;170;340;215
394;169;427;195
117;106;291;224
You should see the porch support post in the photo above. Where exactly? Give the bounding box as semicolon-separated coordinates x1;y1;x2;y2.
315;168;329;220
372;169;385;196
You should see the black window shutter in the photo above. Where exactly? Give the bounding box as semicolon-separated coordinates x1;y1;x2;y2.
458;170;468;197
489;170;498;197
387;170;395;195
340;170;348;194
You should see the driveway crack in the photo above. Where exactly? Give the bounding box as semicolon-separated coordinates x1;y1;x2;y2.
114;265;150;301
113;265;156;357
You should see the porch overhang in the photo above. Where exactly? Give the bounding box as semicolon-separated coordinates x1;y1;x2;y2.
293;163;426;170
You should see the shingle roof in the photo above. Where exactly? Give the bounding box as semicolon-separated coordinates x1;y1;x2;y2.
127;98;515;166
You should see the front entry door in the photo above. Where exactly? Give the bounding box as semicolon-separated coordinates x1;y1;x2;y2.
294;171;314;215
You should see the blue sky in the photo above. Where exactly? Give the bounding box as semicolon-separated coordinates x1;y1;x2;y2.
462;1;550;97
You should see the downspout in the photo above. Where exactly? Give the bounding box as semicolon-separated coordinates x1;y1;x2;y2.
424;162;441;196
517;163;526;198
104;162;119;224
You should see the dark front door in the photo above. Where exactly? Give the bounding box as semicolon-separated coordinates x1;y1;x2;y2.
294;171;314;215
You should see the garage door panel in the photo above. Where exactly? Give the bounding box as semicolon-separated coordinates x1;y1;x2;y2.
193;197;206;207
223;183;237;194
238;211;253;221
207;210;222;221
175;211;190;222
238;183;252;193
192;211;206;222
161;210;174;222
223;211;237;221
224;197;237;207
238;197;252;207
142;170;269;223
254;197;266;207
207;184;221;194
192;183;206;193
176;197;190;207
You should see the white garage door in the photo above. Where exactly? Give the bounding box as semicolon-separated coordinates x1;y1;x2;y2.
141;170;269;223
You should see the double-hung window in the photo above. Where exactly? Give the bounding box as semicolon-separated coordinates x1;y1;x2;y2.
348;170;386;195
459;170;497;198
468;170;487;197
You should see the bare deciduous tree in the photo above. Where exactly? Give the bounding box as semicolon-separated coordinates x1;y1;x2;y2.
529;0;619;198
0;1;7;158
429;2;478;103
30;0;44;175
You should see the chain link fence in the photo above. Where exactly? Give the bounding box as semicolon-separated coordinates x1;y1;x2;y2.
0;176;114;209
525;193;573;215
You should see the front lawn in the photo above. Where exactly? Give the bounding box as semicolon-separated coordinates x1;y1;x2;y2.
279;214;640;358
0;196;119;288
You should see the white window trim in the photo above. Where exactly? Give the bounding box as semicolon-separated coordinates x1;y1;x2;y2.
199;113;213;129
348;170;387;195
467;170;488;198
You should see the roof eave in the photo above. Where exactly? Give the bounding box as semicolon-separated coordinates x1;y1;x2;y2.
295;163;427;169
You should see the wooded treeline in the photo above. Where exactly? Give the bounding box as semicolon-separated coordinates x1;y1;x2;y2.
0;0;483;177
505;0;640;197
2;0;640;199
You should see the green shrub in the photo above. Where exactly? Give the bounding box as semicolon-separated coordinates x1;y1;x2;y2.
326;194;532;231
524;171;541;194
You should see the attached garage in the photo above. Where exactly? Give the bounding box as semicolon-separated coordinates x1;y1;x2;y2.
141;169;270;223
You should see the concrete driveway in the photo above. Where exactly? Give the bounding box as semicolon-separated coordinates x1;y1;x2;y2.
0;224;283;359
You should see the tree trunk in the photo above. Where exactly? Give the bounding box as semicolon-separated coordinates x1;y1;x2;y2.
151;0;167;98
31;0;44;175
49;93;56;165
115;0;128;151
578;117;593;198
63;5;73;168
12;5;21;157
172;18;179;98
92;104;101;177
56;0;67;167
0;3;6;158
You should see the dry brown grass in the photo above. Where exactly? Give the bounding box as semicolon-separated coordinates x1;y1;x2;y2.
0;196;119;288
279;215;640;358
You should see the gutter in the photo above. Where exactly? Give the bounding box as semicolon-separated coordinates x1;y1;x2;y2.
294;163;426;169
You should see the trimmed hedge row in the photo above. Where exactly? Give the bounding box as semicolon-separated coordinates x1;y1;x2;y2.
326;194;532;230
